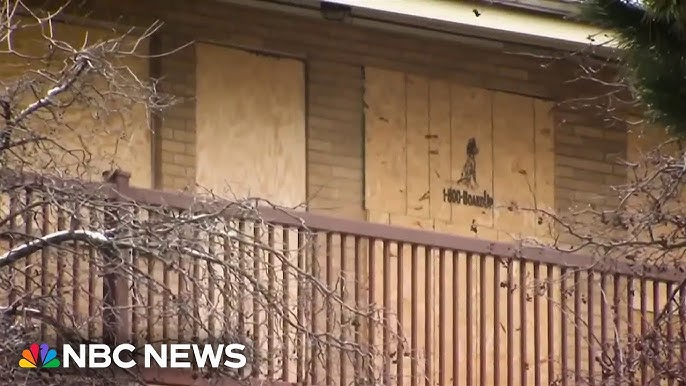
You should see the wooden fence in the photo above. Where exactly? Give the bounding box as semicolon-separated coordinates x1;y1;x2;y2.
0;169;685;385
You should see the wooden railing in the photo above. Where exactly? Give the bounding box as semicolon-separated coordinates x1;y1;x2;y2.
1;169;685;385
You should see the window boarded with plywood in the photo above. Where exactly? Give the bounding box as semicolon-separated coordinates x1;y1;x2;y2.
195;44;306;207
0;20;152;188
364;67;555;241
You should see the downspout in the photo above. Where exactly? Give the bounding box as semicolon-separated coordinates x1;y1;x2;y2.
149;33;163;189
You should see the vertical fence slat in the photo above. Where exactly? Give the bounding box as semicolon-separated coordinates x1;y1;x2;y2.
367;237;377;385
681;288;686;380
467;252;475;386
41;202;51;341
667;282;674;386
547;264;555;384
453;250;460;386
640;278;648;385
382;240;391;386
494;257;501;386
396;242;406;386
297;229;306;383
533;262;541;386
480;256;487;386
437;248;445;386
267;226;277;380
520;260;528;386
588;271;596;386
680;286;686;383
353;235;363;381
410;244;418;386
7;193;18;307
424;247;433;386
507;258;514;386
252;224;262;378
146;244;155;343
309;231;321;384
23;190;33;297
326;232;334;386
339;233;347;386
281;227;291;382
574;270;582;383
626;277;635;386
653;280;661;386
56;203;66;346
612;275;624;385
162;211;171;341
601;273;609;382
560;267;568;386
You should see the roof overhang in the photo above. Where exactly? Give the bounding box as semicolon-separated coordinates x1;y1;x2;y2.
220;0;615;54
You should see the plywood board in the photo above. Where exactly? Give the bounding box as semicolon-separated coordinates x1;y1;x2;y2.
364;68;407;213
534;100;556;240
195;43;306;207
0;21;151;187
434;218;500;240
364;67;555;245
428;80;452;222
449;84;494;228
389;213;434;231
492;91;536;239
405;75;430;218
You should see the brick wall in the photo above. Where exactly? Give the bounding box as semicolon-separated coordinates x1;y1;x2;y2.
155;35;197;191
80;0;623;220
306;60;365;219
554;108;627;213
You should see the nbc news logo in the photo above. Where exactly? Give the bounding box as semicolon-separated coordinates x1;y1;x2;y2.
19;343;61;369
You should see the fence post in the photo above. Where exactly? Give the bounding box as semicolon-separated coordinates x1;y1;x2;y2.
102;169;132;345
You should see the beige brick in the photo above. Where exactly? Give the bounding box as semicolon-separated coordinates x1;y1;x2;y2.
173;153;195;167
160;128;175;140
555;134;585;146
161;139;186;153
556;156;614;174
308;184;362;203
557;177;610;194
161;151;175;163
307;138;332;153
308;164;334;177
308;150;362;169
556;144;605;162
612;164;628;175
160;117;186;131
164;164;188;177
573;126;605;139
604;174;626;186
331;165;361;180
173;129;195;143
604;130;626;141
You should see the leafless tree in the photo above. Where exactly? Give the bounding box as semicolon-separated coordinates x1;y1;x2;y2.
0;1;405;385
511;41;686;385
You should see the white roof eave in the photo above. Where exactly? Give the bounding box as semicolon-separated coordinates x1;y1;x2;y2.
326;0;616;52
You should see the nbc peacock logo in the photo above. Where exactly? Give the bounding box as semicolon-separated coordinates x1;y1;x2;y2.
19;343;61;369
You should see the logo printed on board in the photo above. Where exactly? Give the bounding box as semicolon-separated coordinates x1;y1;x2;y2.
443;137;494;209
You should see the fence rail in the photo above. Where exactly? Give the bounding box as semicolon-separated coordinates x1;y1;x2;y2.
1;169;685;385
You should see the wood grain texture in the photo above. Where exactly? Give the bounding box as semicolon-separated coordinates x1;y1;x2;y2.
195;43;306;207
364;67;407;214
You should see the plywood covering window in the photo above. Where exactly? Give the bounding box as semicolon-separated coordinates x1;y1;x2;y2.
195;44;306;207
364;67;555;241
0;21;152;188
